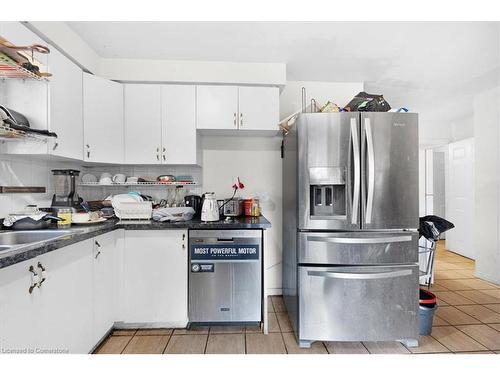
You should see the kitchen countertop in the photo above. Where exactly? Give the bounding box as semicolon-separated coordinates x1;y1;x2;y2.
0;216;271;269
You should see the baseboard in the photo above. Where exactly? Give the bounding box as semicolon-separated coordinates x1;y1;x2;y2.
266;288;282;296
474;270;500;286
113;321;189;329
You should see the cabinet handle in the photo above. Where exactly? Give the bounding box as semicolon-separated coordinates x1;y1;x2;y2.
233;113;237;127
163;147;166;152
240;113;243;127
52;142;58;151
157;154;160;161
37;262;46;288
95;240;101;248
182;233;186;250
95;250;101;259
28;265;39;294
162;155;166;161
86;144;90;159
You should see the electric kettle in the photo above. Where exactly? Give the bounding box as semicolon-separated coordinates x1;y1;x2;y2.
201;192;220;222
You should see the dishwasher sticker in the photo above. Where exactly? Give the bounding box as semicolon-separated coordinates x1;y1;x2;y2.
191;244;260;260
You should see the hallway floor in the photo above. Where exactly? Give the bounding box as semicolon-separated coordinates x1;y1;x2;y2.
94;242;500;354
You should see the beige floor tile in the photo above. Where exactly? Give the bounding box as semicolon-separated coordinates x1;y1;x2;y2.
456;290;500;304
456;305;500;324
246;332;286;354
324;341;369;354
481;289;500;299
431;326;487;352
209;325;244;334
488;324;500;332
455;351;494;354
462;279;498;290
435;270;471;280
485;304;500;314
271;296;286;313
276;312;293;332
164;334;208;354
122;335;170;354
407;335;450;354
173;326;210;335
433;291;475;306
112;329;136;336
135;329;173;336
245;324;263;333
433;316;451;326
437;279;476;291
95;335;132;354
435;306;481;325
282;333;327;354
205;333;245;354
267;296;274;312
428;283;449;292
267;312;280;333
457;325;500;350
454;269;476;278
362;342;410;354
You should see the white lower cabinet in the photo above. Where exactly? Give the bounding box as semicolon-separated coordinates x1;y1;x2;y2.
0;229;188;353
36;239;94;354
120;230;188;326
92;231;119;344
0;259;38;353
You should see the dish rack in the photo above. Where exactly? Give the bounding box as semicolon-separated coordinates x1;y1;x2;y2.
112;201;153;220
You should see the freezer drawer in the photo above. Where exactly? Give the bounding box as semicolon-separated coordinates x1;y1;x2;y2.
298;231;418;265
298;265;419;342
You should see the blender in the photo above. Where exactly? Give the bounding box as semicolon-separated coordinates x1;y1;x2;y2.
50;169;82;209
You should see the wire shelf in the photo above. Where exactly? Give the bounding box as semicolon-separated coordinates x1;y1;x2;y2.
79;181;198;187
0;53;48;81
0;123;50;142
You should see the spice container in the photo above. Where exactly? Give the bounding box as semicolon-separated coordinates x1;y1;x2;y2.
243;198;253;216
251;198;260;217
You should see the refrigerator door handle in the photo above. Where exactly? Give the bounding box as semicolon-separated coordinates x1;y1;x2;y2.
364;117;375;224
307;235;413;244
350;118;360;225
307;269;412;280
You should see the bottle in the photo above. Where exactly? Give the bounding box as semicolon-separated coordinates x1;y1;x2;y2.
57;208;72;228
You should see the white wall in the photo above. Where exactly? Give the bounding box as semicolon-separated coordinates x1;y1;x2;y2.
474;87;500;283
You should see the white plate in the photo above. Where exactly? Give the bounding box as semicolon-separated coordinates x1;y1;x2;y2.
81;174;98;183
72;218;107;225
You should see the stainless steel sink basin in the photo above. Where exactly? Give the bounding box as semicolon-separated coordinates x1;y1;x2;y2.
0;230;75;253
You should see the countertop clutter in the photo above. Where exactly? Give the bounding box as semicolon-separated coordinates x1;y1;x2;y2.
0;216;271;269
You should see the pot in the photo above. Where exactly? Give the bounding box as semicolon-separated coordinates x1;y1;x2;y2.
6;214;61;230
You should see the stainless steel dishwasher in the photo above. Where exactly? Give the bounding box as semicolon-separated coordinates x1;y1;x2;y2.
189;229;262;324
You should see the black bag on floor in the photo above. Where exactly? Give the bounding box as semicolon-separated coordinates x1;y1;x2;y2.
419;215;455;241
344;92;391;112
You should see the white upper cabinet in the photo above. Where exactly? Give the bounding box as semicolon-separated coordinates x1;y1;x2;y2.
83;72;124;164
238;86;279;131
124;84;162;164
161;85;198;164
47;48;83;160
196;85;239;130
196;85;279;132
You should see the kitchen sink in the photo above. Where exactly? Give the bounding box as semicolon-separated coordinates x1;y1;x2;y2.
0;230;75;253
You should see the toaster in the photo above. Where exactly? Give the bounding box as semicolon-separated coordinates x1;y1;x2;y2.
223;198;243;217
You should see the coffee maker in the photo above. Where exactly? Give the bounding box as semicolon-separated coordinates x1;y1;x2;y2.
51;169;81;208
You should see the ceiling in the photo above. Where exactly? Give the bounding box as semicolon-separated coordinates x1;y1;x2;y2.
69;21;500;142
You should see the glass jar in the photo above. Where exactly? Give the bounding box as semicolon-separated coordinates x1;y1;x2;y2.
251;199;260;217
56;208;73;228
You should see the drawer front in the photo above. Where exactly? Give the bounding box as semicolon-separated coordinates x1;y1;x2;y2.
298;265;418;342
298;232;418;265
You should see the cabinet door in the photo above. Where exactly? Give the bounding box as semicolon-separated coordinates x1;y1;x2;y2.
196;85;238;130
83;73;124;163
36;240;94;353
92;231;117;344
48;47;83;160
124;84;162;164
0;259;38;353
161;85;198;164
238;86;279;131
122;230;188;326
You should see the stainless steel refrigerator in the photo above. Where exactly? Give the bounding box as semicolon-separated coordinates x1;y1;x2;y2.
282;112;420;348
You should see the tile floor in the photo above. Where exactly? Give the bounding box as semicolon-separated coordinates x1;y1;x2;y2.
94;242;500;354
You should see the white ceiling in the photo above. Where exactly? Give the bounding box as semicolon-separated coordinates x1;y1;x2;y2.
68;21;500;142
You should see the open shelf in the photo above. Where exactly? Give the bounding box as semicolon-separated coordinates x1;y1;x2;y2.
0;123;51;142
0;52;49;81
79;181;198;188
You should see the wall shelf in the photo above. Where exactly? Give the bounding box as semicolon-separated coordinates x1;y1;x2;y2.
0;123;51;142
79;181;198;188
0;52;49;81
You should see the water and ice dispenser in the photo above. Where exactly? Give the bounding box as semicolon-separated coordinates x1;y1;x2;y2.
309;167;346;218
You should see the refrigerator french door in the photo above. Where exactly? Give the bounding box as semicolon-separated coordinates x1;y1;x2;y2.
297;112;418;231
